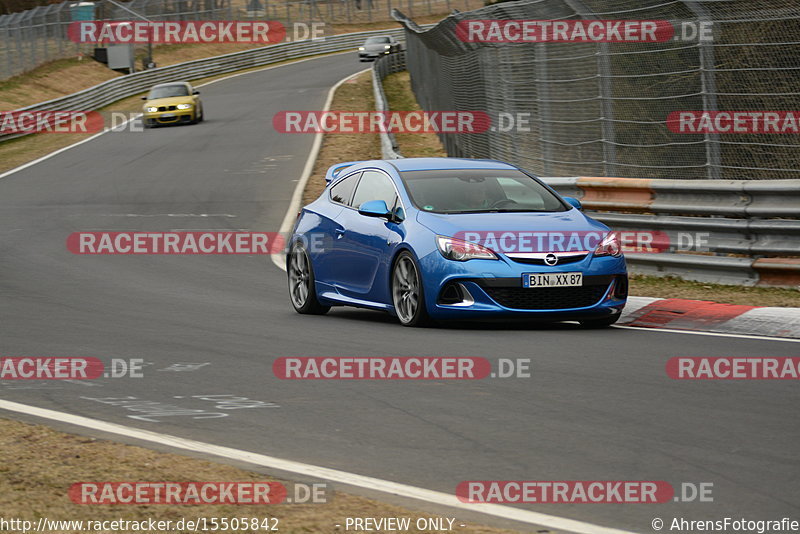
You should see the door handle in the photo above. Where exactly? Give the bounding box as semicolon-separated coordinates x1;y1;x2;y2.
334;228;346;238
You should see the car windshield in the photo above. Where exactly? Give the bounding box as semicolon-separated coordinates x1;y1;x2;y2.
365;37;390;44
148;85;189;99
400;169;567;214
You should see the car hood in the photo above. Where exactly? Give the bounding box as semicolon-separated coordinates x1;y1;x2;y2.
415;208;609;237
144;96;193;107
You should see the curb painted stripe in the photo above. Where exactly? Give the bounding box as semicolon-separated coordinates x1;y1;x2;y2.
0;400;636;534
619;297;800;340
715;306;800;339
624;298;754;329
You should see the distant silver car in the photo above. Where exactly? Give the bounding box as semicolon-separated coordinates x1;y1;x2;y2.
358;35;401;61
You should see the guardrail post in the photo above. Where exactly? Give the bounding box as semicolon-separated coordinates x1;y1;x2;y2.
563;0;616;177
685;1;721;180
534;43;553;176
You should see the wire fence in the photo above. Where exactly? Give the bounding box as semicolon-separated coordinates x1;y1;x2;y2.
396;0;800;180
0;0;482;81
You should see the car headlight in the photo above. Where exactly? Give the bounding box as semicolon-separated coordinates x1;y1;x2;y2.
176;103;192;110
594;232;622;257
436;235;497;261
145;106;158;112
384;44;391;48
358;47;365;51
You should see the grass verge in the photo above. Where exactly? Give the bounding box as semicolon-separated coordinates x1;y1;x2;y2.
0;418;517;533
628;275;800;307
303;69;380;205
383;71;446;158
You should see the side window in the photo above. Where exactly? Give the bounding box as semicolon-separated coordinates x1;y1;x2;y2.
329;172;361;205
352;171;397;210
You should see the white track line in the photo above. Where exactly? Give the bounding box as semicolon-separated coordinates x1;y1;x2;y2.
613;324;800;342
269;68;370;272
0;400;635;534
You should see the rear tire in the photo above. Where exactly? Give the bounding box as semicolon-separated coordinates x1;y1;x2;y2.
287;243;330;315
391;251;430;327
579;312;621;328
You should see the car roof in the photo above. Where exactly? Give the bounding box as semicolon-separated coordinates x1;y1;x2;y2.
151;82;190;89
388;157;518;172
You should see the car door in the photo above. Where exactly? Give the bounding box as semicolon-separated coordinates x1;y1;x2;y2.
312;172;360;286
333;170;399;300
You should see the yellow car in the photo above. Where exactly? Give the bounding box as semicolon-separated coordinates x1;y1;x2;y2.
141;82;204;128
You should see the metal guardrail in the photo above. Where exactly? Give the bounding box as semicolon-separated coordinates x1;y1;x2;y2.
371;50;406;159
544;177;800;287
371;55;799;287
0;27;406;143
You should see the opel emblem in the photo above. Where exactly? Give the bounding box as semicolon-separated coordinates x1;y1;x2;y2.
544;253;558;266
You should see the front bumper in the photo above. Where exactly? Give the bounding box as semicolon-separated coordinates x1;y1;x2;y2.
359;51;391;61
143;110;194;126
418;251;627;320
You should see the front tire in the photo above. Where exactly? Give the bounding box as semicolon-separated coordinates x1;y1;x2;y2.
391;251;430;327
287;243;330;315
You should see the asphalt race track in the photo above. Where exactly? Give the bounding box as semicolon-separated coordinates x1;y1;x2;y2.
1;53;799;532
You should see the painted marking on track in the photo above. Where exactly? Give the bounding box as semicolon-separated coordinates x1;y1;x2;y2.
0;399;636;534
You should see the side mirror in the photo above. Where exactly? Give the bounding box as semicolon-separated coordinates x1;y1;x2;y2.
193;90;200;95
141;95;147;100
358;200;392;219
563;196;582;210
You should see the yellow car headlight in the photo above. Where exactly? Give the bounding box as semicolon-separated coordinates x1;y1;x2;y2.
146;106;158;112
176;104;192;110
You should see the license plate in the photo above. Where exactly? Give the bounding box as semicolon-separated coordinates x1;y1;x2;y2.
161;113;176;118
523;272;583;288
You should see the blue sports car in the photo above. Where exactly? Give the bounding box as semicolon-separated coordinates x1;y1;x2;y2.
287;158;627;327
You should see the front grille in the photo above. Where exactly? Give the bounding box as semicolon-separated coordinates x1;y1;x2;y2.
156;105;178;111
480;284;608;310
509;254;587;266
